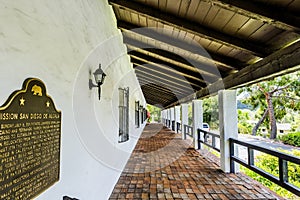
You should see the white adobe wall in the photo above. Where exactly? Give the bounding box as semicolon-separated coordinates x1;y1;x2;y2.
0;1;146;199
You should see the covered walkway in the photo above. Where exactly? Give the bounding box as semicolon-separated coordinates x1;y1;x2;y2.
109;123;280;200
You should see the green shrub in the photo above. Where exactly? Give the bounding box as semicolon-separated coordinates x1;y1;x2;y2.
280;132;300;147
241;149;300;199
238;123;252;134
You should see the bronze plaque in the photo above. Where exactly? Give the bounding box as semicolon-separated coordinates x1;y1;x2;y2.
0;78;61;199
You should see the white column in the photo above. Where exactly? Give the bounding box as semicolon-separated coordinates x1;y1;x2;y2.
170;107;175;130
181;104;188;140
174;106;181;133
168;108;171;128
162;110;165;125
192;100;203;149
219;90;239;173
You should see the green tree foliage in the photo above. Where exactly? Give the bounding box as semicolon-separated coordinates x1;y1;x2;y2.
239;71;300;139
238;110;253;134
280;132;300;147
203;96;219;129
146;104;161;122
241;149;300;199
186;96;219;129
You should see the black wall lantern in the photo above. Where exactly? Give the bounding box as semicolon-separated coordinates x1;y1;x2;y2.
89;64;106;100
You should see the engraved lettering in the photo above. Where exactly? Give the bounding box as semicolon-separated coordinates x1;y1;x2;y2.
0;78;61;199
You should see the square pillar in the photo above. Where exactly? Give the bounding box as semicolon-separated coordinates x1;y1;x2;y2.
170;107;175;131
174;106;181;133
192;100;203;149
219;90;239;173
162;110;166;125
181;104;188;140
168;108;172;128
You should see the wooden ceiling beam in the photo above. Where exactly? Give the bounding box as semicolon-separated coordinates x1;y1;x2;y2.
141;86;177;101
142;92;174;104
213;0;299;32
130;52;214;85
125;37;228;77
135;68;196;92
138;79;188;97
119;21;246;69
109;0;268;56
141;84;177;97
167;41;300;108
133;60;205;90
136;74;192;95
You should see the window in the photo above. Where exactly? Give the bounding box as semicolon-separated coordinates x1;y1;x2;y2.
135;101;140;128
119;87;129;143
139;105;143;125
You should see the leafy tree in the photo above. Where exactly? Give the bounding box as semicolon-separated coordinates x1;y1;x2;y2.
187;96;219;128
238;110;253;134
239;71;300;139
146;104;161;122
203;96;219;129
241;149;300;199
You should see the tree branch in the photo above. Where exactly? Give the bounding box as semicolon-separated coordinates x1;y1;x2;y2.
271;81;295;94
272;96;300;101
257;83;267;95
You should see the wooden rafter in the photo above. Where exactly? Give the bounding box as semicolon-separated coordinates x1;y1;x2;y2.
124;37;229;77
133;61;205;90
167;41;300;108
138;80;187;97
135;68;196;92
136;74;192;95
109;0;269;56
213;0;300;32
130;53;214;85
119;21;246;69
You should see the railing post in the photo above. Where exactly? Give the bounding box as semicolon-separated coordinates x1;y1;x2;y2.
229;138;235;173
248;148;254;166
192;100;203;150
197;129;201;149
279;158;288;183
181;104;188;140
219;90;239;173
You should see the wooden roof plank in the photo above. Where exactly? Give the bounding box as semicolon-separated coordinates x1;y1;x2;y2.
214;0;300;32
135;67;197;92
118;21;245;69
136;74;193;95
167;40;300;107
109;0;268;56
125;37;226;77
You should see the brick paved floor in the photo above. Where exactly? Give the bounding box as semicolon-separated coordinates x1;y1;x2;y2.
109;123;280;200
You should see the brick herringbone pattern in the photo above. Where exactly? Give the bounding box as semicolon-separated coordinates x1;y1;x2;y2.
109;123;279;200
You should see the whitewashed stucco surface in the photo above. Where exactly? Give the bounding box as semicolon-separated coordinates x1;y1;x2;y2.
0;1;145;199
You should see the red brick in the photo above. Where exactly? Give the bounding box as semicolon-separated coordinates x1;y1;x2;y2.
109;124;281;200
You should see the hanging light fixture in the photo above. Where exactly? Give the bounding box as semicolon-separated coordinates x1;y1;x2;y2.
89;64;106;100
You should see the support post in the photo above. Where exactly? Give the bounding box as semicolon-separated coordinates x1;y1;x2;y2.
170;107;175;131
168;108;171;128
181;104;188;140
174;106;181;133
192;100;203;149
219;90;239;173
162;110;166;125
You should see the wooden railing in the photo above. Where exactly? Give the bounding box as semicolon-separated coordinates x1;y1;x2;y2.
197;129;220;152
176;122;181;133
183;125;193;139
230;138;300;196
